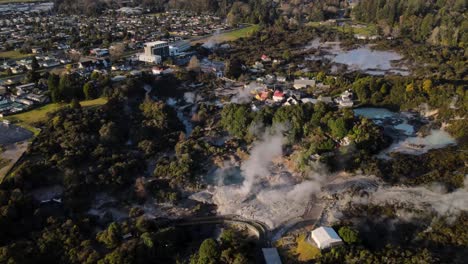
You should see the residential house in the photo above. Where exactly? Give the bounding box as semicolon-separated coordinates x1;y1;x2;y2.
335;90;354;107
272;90;285;102
293;78;316;89
261;54;271;62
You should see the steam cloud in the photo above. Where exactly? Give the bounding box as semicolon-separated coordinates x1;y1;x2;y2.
191;126;329;228
240;126;284;194
230;82;263;104
202;28;221;49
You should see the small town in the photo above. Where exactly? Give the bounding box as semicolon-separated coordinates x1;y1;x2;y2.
0;1;466;264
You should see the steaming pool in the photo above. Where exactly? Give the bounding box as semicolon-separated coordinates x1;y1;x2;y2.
354;107;456;157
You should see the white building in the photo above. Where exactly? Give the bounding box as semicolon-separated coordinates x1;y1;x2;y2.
138;41;169;64
311;227;343;249
262;248;282;264
335;90;354;107
293;78;316;89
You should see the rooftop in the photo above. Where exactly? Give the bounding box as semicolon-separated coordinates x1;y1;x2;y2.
262;248;282;264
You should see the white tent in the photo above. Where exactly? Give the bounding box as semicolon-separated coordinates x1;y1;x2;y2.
311;227;343;249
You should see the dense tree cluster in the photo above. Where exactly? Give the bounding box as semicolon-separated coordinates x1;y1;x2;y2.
48;72;111;103
377;146;467;190
220;102;386;172
190;229;256;264
353;0;467;47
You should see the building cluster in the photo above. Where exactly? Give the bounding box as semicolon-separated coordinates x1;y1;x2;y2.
0;82;48;117
242;55;354;111
0;10;230;55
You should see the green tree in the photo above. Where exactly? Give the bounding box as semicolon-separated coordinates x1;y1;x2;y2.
221;104;252;138
338;226;360;244
272;105;305;141
48;73;60;102
225;58;243;79
96;222;121;249
99;122;121;144
31;57;40;71
197;239;219;264
83;81;97;100
328;117;348;139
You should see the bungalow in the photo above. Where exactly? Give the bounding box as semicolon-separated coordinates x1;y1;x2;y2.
301;98;318;104
255;90;270;101
200;59;224;78
293;78;316;89
42;59;60;68
79;60;95;71
91;48;110;58
111;75;127;82
152;66;164;75
335;90;354;107
16;83;35;92
31;47;43;54
283;96;299;106
252;61;264;70
261;54;271;62
272;90;285;102
277;76;287;82
318;95;333;104
14;97;34;106
60;58;71;64
265;74;276;84
26;93;48;103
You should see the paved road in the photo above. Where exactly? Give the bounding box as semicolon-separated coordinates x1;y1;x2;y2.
155;214;271;246
154;213;321;247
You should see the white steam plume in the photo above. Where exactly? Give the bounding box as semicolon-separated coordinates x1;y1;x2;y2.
230;82;263;104
240;126;285;194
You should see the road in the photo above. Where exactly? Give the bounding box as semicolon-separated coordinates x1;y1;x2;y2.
154;213;322;247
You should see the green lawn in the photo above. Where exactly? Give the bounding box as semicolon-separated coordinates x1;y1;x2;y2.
293;234;321;261
222;24;260;39
5;98;108;135
0;50;32;60
307;22;377;36
192;24;260;44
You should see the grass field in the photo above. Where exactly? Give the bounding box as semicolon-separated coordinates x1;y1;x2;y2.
293;234;321;261
191;24;260;44
0;50;32;60
5;98;108;135
307;22;377;36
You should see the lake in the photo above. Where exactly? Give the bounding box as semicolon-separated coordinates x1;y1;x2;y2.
305;41;410;76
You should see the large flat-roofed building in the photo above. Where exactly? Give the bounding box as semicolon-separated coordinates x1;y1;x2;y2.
169;40;191;56
262;248;282;264
311;227;343;250
138;41;169;64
